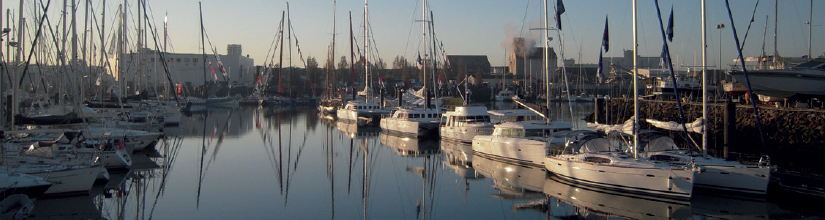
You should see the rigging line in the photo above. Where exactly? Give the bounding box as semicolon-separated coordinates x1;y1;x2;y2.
403;0;421;59
740;0;761;51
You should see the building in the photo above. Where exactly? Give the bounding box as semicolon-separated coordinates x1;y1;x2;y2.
122;45;255;91
509;47;558;83
446;55;491;75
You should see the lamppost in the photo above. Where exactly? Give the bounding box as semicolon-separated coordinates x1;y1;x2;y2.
716;23;725;90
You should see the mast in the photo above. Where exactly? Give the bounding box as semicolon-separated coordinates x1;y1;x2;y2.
199;2;206;97
278;11;285;94
422;0;427;103
328;0;336;99
632;0;639;158
364;0;370;101
544;0;549;124
808;0;813;60
349;11;355;101
773;0;778;66
287;3;292;96
702;0;708;157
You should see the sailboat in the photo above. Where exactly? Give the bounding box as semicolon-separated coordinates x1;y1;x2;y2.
319;1;341;114
336;2;390;125
379;0;442;137
543;0;697;199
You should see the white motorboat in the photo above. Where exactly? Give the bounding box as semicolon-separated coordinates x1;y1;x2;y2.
472;120;573;167
727;58;825;98
379;107;441;137
440;106;494;143
80;127;161;152
494;89;515;102
544;130;697;199
336;99;390;126
637;131;771;195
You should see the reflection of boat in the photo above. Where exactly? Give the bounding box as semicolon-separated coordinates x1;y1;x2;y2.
544;130;697;199
542;175;692;219
379;132;439;157
30;193;102;220
440;106;494;143
440;141;483;180
0;172;52;200
691;193;777;220
335;120;380;139
472;155;546;199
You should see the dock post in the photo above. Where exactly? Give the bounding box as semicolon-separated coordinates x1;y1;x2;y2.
595;97;606;124
380;88;385;108
724;99;736;160
397;87;403;107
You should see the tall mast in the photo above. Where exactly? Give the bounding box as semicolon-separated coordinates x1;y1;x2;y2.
199;2;206;97
632;0;639;158
278;11;285;94
364;0;369;101
808;0;813;60
702;0;708;157
544;0;549;124
349;11;355;101
773;0;778;65
287;3;292;96
328;0;336;99
422;0;427;98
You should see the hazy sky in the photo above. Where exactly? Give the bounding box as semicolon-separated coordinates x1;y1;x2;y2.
4;0;823;69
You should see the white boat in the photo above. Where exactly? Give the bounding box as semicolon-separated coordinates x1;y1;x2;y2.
440;106;494;143
336;99;390;126
23;140;133;169
543;175;692;219
379;107;441;137
81;127;161;152
0;172;52;200
637;131;771;195
471;120;573;167
494;89;515;102
0;165;99;196
544;130;697;199
728;58;825;98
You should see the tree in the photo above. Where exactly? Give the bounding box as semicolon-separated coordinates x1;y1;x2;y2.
393;55;409;69
474;69;484;85
337;56;350;86
306;56;319;85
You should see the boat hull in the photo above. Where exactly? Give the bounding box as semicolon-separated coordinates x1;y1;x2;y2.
545;156;696;199
472;136;546;167
728;69;825;98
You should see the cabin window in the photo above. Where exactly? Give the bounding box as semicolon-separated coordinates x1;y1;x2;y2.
511;129;523;137
525;129;544;137
650;155;681;162
500;129;511;136
584;157;611;164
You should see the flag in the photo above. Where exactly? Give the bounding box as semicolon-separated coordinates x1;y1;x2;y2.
602;16;609;52
659;43;669;68
416;52;423;69
666;7;674;42
597;50;604;84
556;0;566;30
257;76;262;84
117;139;124;151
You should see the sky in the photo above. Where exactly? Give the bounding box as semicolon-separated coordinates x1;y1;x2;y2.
3;0;824;69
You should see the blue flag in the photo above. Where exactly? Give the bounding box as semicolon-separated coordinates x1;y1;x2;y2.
416;52;423;69
602;16;609;52
666;7;674;42
597;49;604;84
556;0;565;30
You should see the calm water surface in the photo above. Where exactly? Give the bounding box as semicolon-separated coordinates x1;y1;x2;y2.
28;103;825;219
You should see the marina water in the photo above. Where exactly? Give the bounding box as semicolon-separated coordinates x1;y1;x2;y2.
27;102;824;219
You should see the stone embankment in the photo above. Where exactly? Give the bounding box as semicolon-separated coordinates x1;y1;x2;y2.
588;98;825;175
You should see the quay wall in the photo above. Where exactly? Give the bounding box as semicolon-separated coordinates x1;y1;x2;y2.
592;98;825;175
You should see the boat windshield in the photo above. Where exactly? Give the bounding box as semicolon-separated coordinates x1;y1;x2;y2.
641;136;679;152
493;128;523;137
524;129;546;137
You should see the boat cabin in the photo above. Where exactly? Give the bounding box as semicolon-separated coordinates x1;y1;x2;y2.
488;109;543;124
491;121;573;138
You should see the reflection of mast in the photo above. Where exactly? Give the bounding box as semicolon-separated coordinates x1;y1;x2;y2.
197;111;209;208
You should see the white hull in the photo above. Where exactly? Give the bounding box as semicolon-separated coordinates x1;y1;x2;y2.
440;124;493;144
472;137;547;167
694;164;770;195
379;118;438;137
29;166;99;196
545;156;696;199
729;69;825;98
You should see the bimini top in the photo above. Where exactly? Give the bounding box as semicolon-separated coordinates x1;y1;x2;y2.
556;130;616;154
